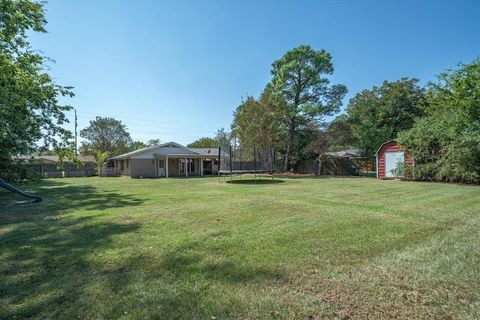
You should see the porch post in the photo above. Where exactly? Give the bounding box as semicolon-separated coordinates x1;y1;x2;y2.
185;158;188;177
166;155;169;178
200;157;203;176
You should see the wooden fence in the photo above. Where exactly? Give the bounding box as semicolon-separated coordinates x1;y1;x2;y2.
293;157;376;176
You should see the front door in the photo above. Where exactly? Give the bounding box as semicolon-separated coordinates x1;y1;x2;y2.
158;159;166;177
385;152;404;178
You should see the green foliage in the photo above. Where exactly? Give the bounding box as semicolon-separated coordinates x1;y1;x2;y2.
93;150;109;175
214;127;231;150
398;59;480;183
55;147;82;170
0;0;74;180
128;141;147;151
391;159;405;178
79;117;133;156
326;114;356;151
232;89;286;151
269;45;347;170
346;78;424;157
187;137;218;148
146;139;161;146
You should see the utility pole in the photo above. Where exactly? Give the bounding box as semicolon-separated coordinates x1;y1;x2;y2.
74;108;78;157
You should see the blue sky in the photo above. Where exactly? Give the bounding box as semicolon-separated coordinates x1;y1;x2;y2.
30;0;480;146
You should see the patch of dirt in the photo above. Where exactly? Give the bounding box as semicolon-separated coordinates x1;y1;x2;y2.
203;181;226;186
281;172;317;177
284;266;456;319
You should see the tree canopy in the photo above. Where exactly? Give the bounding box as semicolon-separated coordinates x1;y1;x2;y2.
269;45;347;170
214;128;231;150
346;78;424;157
79;117;132;156
146;139;161;146
231;89;285;152
0;0;74;179
187;137;218;148
398;59;480;183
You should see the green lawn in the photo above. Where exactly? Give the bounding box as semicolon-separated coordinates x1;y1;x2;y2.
1;176;479;319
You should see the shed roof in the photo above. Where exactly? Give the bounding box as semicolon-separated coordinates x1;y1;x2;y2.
375;140;398;155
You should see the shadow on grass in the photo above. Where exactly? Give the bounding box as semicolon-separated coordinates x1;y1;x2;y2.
0;179;144;318
225;179;285;185
100;240;287;318
0;179;287;318
0;179;144;226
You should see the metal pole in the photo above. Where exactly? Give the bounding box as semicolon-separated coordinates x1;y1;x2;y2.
229;144;233;182
218;146;221;182
239;146;242;179
254;145;257;183
74;109;78;157
271;148;274;181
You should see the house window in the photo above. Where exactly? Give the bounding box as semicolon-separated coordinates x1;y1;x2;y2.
126;159;129;169
121;160;124;170
158;160;165;168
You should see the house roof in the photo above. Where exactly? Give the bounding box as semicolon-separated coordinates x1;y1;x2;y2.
109;142;219;160
324;149;361;158
17;155;95;163
189;148;220;156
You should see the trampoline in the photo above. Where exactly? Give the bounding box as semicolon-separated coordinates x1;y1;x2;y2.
218;144;276;182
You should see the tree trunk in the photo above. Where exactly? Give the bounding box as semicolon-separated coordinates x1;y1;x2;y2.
283;124;295;172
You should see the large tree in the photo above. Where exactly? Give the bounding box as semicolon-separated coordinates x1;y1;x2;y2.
0;0;74;179
269;45;347;171
187;137;218;148
214;128;231;150
231;89;286;151
146;139;161;146
79;117;132;156
128;140;147;151
398;59;480;183
346;78;424;157
326;114;356;151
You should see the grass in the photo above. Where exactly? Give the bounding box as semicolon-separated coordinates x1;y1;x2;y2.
1;176;479;319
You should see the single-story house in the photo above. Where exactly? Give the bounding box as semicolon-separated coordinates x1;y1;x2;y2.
108;142;220;178
16;155;96;178
376;140;413;179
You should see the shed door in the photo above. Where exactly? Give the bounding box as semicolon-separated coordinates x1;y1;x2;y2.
385;152;404;177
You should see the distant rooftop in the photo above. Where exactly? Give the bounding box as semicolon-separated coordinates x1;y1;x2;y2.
17;155;95;163
324;149;361;158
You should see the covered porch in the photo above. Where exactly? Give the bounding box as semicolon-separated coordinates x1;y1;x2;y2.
153;154;218;178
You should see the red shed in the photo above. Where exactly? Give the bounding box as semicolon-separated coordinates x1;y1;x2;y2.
376;140;413;179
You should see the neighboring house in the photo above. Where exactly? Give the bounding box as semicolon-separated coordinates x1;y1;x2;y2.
376;140;413;179
108;142;219;178
324;149;361;158
17;155;96;178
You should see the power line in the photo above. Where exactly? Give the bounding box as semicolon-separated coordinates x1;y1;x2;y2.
75;110;225;131
74;116;220;134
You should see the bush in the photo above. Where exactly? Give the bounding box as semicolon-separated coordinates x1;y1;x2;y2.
398;59;480;184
